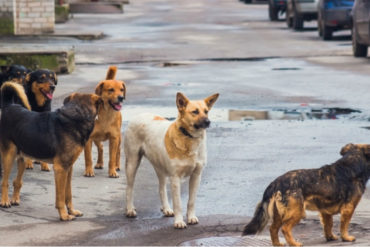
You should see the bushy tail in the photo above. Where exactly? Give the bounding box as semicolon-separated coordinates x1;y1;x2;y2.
106;66;117;80
1;82;31;110
242;201;270;236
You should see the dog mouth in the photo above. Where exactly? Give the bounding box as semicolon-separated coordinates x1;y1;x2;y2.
109;100;122;111
40;89;54;100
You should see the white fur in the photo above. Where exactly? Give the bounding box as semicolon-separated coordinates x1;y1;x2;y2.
124;113;207;228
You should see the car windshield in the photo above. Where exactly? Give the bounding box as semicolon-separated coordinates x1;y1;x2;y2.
325;0;354;7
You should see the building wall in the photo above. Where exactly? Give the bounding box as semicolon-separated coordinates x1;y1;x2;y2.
0;0;14;34
14;0;55;35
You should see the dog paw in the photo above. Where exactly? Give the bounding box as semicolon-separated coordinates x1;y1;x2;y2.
68;208;83;217
187;216;199;225
25;164;34;169
326;234;338;241
342;235;356;242
40;164;50;172
94;163;103;169
84;170;95;177
0;200;11;208
11;198;20;206
126;208;137;218
174;220;187;229
60;214;76;221
109;170;119;178
161;207;174;217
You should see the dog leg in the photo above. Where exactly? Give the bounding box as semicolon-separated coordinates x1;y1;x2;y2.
340;200;360;242
270;205;284;246
281;197;304;246
11;157;26;205
0;146;17;208
94;140;104;169
65;166;83;217
108;136;120;178
125;151;142;217
154;168;173;217
115;135;121;171
187;169;202;225
281;217;302;246
25;158;34;170
84;138;95;177
320;213;338;241
170;176;186;229
40;162;50;172
53;163;75;221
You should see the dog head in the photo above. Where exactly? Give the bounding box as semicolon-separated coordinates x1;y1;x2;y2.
340;143;370;159
63;93;103;117
95;79;126;111
26;69;57;106
1;65;30;85
176;92;219;132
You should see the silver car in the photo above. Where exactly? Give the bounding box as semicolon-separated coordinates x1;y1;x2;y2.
286;0;320;30
352;0;370;57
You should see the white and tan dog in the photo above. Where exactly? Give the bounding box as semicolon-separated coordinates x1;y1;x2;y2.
124;92;219;229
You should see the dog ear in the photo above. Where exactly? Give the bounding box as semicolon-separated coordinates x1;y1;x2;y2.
95;82;104;95
340;143;356;156
176;92;189;112
0;66;9;74
53;72;58;85
24;73;31;84
204;93;219;110
122;81;126;99
63;93;75;105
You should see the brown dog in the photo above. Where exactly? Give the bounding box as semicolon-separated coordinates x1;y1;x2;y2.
242;143;370;246
0;82;102;220
84;66;126;178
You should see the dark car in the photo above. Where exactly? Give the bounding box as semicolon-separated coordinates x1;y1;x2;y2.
318;0;354;40
269;0;287;21
352;0;370;57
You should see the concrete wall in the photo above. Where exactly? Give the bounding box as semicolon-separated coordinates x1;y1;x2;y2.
0;0;14;34
14;0;55;34
0;0;55;35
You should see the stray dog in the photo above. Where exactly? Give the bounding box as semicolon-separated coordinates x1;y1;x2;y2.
84;66;126;178
242;143;370;246
0;82;102;221
23;69;58;171
124;92;219;228
0;65;29;87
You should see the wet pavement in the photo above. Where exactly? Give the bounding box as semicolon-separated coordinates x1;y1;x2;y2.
2;0;370;246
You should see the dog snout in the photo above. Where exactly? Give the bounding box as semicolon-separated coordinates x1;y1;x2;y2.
203;118;210;128
50;85;56;91
118;96;125;102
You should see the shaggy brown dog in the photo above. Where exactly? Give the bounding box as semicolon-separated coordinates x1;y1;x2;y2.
242;143;370;246
0;82;102;221
84;66;126;178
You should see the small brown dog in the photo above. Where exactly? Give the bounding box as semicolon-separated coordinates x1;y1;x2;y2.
242;143;370;246
84;66;126;178
0;82;102;220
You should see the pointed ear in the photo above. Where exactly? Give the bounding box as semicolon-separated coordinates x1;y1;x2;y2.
340;143;355;156
204;93;219;110
176;92;189;111
95;82;104;95
25;73;31;84
0;66;9;74
54;72;58;85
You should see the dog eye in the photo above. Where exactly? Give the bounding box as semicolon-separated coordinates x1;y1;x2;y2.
108;88;114;93
204;110;208;114
192;109;199;115
120;88;124;92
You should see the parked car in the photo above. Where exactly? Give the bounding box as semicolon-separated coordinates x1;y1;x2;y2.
351;0;370;57
268;0;287;21
286;0;319;30
317;0;354;40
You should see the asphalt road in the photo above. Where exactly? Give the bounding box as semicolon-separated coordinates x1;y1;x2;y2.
2;0;370;246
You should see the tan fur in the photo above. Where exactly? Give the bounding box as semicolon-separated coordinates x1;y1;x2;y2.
84;66;126;178
1;82;31;110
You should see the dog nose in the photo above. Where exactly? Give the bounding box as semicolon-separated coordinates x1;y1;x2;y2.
202;118;210;128
50;85;56;91
118;96;124;102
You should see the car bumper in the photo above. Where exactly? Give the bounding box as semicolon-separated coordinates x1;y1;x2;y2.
273;0;287;7
296;0;319;13
323;8;352;27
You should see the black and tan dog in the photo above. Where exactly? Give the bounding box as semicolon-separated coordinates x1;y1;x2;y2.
23;69;58;171
0;65;29;87
84;66;126;178
242;143;370;246
0;82;102;221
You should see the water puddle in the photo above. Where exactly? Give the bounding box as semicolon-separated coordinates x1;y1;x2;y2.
178;236;273;246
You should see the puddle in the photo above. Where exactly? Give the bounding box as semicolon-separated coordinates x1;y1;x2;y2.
178;236;273;246
272;67;301;71
121;106;360;122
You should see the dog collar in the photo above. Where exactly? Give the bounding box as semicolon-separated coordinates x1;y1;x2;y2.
179;127;193;138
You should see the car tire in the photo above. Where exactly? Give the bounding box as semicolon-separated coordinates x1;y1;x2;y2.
286;7;293;28
318;12;323;37
352;25;368;57
322;25;333;40
269;2;279;21
292;6;304;31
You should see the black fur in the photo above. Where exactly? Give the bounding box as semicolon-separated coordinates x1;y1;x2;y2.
0;65;29;86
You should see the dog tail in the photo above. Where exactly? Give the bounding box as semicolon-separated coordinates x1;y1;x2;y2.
242;200;270;236
106;66;117;80
1;82;31;110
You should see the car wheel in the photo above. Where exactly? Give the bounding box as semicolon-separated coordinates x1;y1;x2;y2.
318;12;322;37
292;6;304;30
269;2;279;21
322;25;333;40
352;25;368;57
286;7;293;28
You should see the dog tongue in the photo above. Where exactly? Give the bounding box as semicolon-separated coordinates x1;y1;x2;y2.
113;103;122;111
46;92;53;100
